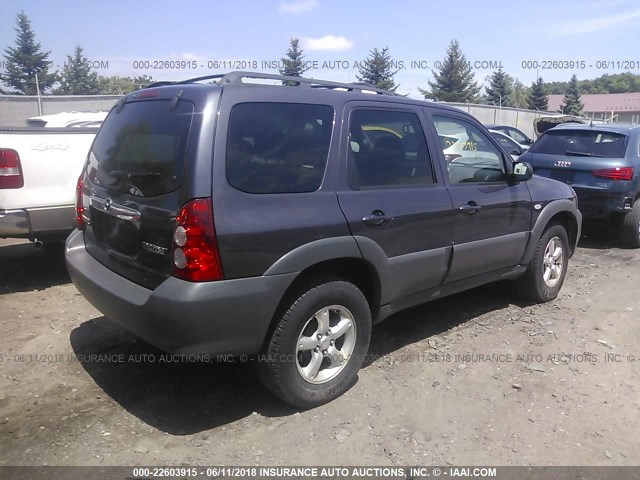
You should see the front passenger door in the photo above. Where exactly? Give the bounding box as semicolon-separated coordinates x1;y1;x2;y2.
336;105;454;305
428;113;532;283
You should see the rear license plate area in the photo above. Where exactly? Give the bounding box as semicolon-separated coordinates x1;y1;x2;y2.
550;169;575;184
90;208;139;255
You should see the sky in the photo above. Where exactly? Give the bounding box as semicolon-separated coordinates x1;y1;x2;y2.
1;0;640;98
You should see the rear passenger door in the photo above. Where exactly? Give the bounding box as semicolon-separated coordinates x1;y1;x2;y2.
336;103;454;305
426;112;532;283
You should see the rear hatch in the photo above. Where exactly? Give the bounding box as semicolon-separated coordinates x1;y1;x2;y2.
526;128;630;188
81;88;215;289
533;115;587;137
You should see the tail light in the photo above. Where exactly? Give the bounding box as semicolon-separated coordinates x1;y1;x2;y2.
75;175;85;230
0;148;24;189
172;198;223;282
593;167;633;181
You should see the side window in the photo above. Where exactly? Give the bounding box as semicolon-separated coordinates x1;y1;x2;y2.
347;109;435;189
226;102;333;194
431;115;506;184
495;134;520;154
508;128;528;144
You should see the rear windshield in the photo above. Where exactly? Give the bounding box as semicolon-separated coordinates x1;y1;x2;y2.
529;130;627;158
226;102;333;194
87;100;194;197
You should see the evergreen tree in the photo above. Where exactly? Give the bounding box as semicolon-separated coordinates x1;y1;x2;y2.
356;46;399;92
1;11;57;94
485;68;514;107
561;74;584;115
419;39;480;102
527;77;549;111
510;78;530;108
279;38;309;85
55;47;99;95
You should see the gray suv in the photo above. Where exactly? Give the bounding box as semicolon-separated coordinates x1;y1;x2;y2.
66;72;582;407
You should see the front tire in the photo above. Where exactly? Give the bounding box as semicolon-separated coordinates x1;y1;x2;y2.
620;199;640;248
517;224;569;303
257;280;371;408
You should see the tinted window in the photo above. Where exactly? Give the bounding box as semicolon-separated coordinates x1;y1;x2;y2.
507;128;528;144
492;132;521;154
226;102;333;194
529;130;627;158
432;115;505;184
348;110;434;189
88;100;194;197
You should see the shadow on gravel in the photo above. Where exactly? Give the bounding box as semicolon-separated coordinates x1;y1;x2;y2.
71;282;528;434
70;318;296;435
0;241;69;294
366;282;528;366
578;223;622;250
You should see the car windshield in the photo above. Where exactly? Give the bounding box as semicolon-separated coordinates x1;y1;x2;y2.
529;130;627;158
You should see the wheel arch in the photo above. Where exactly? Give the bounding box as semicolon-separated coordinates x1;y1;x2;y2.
548;211;579;256
261;256;382;352
521;199;582;264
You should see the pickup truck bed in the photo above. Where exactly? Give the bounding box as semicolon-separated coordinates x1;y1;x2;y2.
0;127;98;243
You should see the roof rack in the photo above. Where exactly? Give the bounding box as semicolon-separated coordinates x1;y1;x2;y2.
146;71;399;96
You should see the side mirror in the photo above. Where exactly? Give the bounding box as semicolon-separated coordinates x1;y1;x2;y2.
509;147;523;156
511;161;533;182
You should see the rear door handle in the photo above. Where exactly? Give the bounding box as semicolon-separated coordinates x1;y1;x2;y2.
362;210;392;226
459;202;482;214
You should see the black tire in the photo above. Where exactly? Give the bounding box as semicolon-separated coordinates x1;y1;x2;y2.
257;280;371;408
620;199;640;248
517;223;569;303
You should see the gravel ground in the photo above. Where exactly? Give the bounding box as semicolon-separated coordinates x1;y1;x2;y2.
0;227;639;467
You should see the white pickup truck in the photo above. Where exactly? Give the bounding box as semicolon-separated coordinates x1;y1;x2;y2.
0;112;107;246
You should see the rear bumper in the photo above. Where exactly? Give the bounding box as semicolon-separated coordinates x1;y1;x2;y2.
573;187;634;220
0;209;30;237
0;205;74;239
65;229;297;355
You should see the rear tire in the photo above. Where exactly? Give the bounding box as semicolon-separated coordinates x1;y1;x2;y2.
257;279;371;408
620;199;640;248
517;223;569;303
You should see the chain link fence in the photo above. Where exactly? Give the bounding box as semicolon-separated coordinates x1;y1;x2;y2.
1;95;555;138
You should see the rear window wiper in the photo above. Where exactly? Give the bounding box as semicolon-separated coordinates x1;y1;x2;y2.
565;150;605;158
